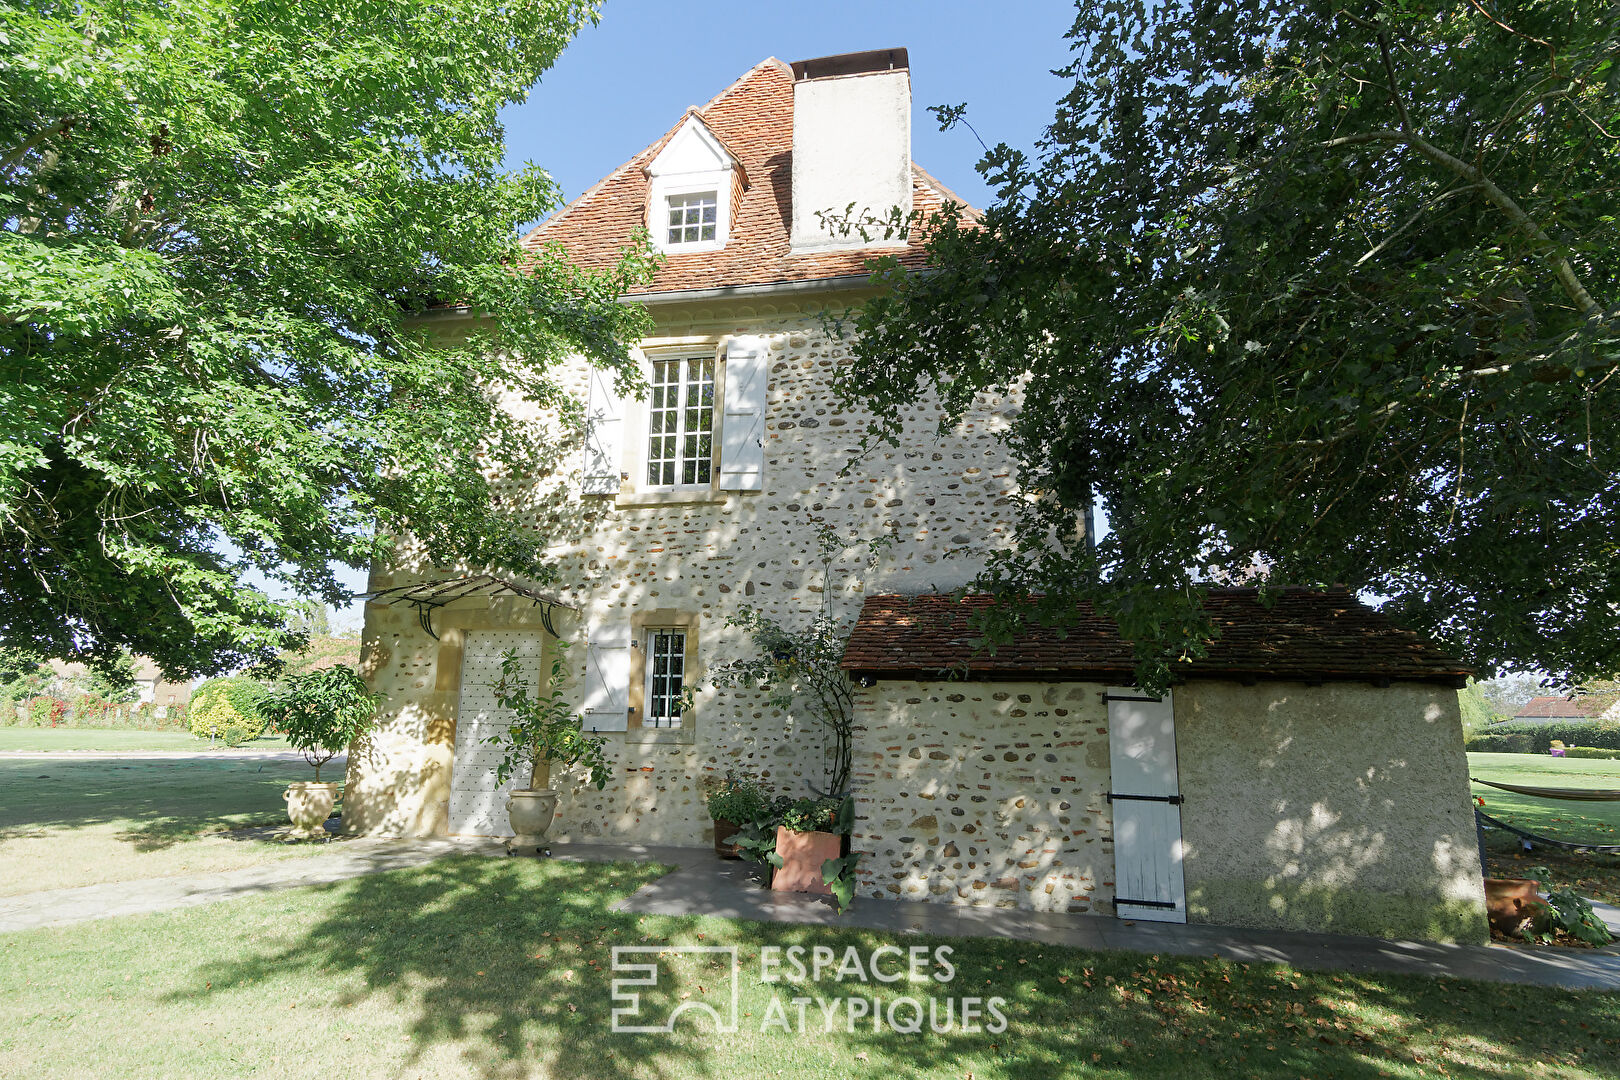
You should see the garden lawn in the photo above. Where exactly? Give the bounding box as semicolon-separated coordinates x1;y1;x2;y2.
0;756;339;896
1469;753;1620;905
1;856;1617;1080
0;728;292;752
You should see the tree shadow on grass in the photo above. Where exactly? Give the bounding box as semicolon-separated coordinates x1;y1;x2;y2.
167;856;721;1080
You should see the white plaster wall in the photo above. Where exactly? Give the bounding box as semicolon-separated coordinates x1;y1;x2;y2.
348;296;1023;844
849;680;1115;913
1175;681;1489;943
791;71;913;252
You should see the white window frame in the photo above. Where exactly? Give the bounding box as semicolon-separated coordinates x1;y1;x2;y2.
643;629;687;729
641;353;716;491
662;188;720;249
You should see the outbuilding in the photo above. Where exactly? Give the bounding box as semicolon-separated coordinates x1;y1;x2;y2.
841;588;1489;943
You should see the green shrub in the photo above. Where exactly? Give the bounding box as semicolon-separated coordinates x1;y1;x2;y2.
1466;732;1534;754
1482;720;1620;753
1564;746;1620;760
705;771;770;824
779;795;846;835
188;677;270;745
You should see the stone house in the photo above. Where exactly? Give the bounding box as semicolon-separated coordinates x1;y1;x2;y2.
344;49;1489;943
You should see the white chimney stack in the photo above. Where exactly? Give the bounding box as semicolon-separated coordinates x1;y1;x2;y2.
790;48;913;253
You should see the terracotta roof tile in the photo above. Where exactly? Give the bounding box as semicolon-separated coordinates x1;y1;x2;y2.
841;588;1471;688
1512;695;1611;719
521;57;976;295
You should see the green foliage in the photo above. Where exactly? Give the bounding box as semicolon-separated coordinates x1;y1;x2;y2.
1522;866;1614;946
1458;680;1504;737
821;852;860;914
1466;732;1534;754
0;0;655;677
705;770;769;824
258;665;378;781
838;0;1620;691
1480;721;1620;753
1564;746;1620;760
486;644;610;791
778;796;844;835
187;677;269;746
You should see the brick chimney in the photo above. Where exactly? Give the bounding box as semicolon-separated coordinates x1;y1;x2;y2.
789;48;912;253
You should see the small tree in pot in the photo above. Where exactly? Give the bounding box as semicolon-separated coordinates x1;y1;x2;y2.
258;665;379;839
487;643;612;855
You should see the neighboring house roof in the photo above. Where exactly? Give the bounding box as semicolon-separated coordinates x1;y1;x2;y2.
521;57;978;296
1511;695;1612;720
841;588;1471;687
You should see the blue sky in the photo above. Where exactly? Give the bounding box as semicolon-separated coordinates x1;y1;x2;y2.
307;2;1077;631
504;1;1078;219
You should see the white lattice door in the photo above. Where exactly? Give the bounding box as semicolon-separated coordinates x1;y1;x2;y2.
1106;687;1187;923
449;630;545;837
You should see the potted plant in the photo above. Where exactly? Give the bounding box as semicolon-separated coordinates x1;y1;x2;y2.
258;665;379;839
706;771;769;858
771;795;846;895
487;643;612;855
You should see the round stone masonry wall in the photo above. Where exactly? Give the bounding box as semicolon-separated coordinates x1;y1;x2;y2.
849;679;1115;914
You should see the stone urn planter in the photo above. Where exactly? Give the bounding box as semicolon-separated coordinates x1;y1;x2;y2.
771;826;841;895
1484;877;1553;937
283;781;339;839
506;789;560;855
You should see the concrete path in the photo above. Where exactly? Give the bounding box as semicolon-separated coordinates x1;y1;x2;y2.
599;845;1620;992
0;833;500;933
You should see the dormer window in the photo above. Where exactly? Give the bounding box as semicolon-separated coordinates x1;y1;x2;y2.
645;112;744;255
666;191;718;247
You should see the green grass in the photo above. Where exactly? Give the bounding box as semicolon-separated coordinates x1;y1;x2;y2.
0;727;293;752
1;857;1616;1080
1469;752;1620;905
0;756;339;895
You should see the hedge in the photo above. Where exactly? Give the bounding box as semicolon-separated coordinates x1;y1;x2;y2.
1565;746;1620;760
1468;721;1620;754
188;677;270;745
1466;732;1534;754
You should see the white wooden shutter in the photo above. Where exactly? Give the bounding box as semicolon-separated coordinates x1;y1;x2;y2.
582;623;630;732
1106;687;1187;924
581;363;624;495
719;335;768;491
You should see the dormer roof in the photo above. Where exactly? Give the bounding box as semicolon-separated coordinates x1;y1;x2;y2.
521;57;979;297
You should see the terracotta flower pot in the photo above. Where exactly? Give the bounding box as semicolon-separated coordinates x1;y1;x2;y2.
283;781;338;839
1484;877;1553;937
713;818;743;859
506;788;559;855
772;826;841;895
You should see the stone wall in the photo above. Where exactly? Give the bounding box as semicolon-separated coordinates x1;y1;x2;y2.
849;679;1115;913
345;290;1024;843
1176;681;1488;943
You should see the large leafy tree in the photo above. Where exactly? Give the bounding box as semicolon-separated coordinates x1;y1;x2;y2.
1;1;653;676
843;0;1618;687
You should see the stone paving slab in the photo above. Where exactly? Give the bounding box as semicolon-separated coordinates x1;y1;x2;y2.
597;844;1620;991
0;834;500;933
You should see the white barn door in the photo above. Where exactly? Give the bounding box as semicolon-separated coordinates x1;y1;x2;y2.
449;630;545;837
1107;687;1187;923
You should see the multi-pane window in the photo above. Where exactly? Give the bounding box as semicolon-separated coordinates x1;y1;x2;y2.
666;191;718;246
645;630;686;728
645;356;715;487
